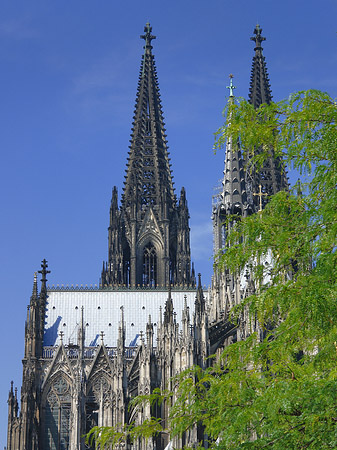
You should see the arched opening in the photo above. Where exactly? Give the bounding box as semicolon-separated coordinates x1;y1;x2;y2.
142;242;157;287
43;375;71;450
85;390;99;450
86;374;113;447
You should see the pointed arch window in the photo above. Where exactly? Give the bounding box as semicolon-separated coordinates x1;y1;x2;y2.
142;242;157;287
43;376;71;450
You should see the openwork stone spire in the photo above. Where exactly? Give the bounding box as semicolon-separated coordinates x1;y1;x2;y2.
248;24;272;109
213;76;251;254
223;75;248;216
246;25;288;208
102;24;194;289
122;22;175;211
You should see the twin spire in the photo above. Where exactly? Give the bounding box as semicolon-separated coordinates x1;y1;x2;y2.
248;24;272;109
122;22;175;210
221;24;288;221
102;23;194;288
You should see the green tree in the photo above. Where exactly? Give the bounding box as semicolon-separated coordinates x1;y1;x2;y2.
87;90;337;449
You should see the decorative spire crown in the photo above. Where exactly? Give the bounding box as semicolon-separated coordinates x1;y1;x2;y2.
250;24;266;50
248;24;272;108
141;22;156;49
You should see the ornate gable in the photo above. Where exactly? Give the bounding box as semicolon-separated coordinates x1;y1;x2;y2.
87;344;113;381
42;344;74;389
137;206;163;247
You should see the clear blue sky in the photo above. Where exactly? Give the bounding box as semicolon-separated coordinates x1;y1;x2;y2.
1;0;336;445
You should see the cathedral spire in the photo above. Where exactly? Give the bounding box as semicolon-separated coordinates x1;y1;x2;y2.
247;25;289;205
248;24;272;109
103;24;194;288
122;22;175;211
223;75;248;217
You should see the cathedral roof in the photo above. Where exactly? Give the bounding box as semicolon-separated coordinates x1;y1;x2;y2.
43;289;200;349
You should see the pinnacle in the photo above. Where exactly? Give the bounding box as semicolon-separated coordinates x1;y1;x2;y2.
32;272;38;298
248;24;272;109
122;24;175;210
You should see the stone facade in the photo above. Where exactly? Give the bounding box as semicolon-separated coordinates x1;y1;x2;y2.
6;24;287;450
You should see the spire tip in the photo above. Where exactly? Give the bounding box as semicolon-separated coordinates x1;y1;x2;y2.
226;74;236;98
140;22;156;49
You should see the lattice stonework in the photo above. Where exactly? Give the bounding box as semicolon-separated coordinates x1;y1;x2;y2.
101;23;195;289
43;376;71;450
247;24;288;205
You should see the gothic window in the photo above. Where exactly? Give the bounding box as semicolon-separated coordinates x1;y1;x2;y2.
142;242;157;287
43;376;71;450
85;394;98;450
145;119;151;136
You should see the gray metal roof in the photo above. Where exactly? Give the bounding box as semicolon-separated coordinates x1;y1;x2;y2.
44;289;201;348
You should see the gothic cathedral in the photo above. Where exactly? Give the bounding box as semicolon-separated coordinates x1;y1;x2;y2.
7;24;287;450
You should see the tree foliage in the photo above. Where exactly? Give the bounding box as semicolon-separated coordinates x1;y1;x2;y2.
87;90;337;449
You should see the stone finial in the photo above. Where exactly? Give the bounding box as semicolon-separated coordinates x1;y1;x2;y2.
140;22;156;48
250;24;266;49
38;259;51;294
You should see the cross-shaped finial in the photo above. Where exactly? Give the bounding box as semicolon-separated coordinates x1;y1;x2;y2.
140;22;156;48
59;331;64;343
226;74;236;98
251;24;266;49
38;259;51;289
253;184;268;212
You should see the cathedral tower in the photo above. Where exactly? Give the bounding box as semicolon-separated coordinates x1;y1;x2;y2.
101;23;195;288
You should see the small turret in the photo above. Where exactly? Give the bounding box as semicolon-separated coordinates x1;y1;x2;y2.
182;295;190;336
77;306;85;358
164;286;174;325
117;306;126;353
38;258;50;298
25;270;42;358
223;75;249;217
7;381;14;417
110;186;119;225
195;273;205;316
32;272;38;300
146;315;154;351
7;381;19;450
